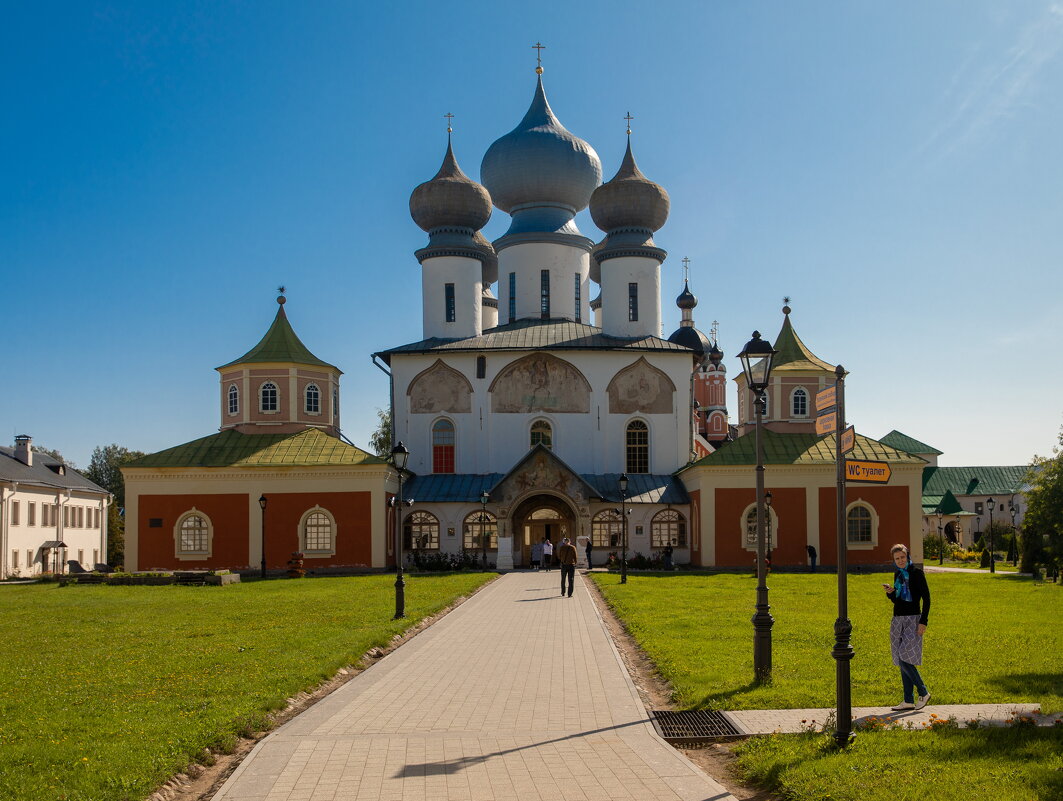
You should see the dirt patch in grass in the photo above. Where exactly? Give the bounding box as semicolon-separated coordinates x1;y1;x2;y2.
151;575;500;801
584;573;779;801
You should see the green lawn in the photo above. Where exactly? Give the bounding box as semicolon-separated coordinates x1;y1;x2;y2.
592;572;1062;712
0;574;494;801
593;571;1063;801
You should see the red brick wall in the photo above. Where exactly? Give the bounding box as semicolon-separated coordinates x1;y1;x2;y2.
818;486;910;565
261;492;374;568
138;494;248;570
714;487;807;567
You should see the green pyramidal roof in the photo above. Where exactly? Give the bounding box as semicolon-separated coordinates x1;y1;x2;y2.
126;428;384;468
217;301;340;372
771;312;834;372
681;429;926;469
880;430;943;456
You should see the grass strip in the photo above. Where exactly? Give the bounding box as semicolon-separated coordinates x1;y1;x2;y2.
0;573;493;801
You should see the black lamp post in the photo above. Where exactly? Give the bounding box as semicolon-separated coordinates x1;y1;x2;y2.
765;491;773;564
936;509;944;565
987;496;996;574
1011;504;1019;566
480;489;491;571
392;442;409;619
258;495;267;579
619;473;629;584
739;330;776;683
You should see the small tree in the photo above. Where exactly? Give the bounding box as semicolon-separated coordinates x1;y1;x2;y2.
84;444;146;568
369;407;392;458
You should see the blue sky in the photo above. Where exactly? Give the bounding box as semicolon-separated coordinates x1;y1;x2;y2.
3;1;1062;468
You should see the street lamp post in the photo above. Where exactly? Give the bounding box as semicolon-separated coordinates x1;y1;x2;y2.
258;495;267;579
392;442;409;619
480;489;491;571
936;510;944;565
1011;504;1019;567
619;473;629;585
765;491;773;566
739;330;777;683
987;496;996;574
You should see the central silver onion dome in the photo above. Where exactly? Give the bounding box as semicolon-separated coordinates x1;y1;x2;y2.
480;76;602;236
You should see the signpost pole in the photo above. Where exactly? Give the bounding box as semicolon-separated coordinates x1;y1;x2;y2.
832;365;854;746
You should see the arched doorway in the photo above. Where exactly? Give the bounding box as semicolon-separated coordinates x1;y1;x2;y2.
511;494;577;568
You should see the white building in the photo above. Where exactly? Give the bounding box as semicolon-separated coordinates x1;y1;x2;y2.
375;71;714;568
0;435;111;578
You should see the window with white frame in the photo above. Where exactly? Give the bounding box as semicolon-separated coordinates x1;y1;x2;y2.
175;510;212;558
28;502;35;526
11;550;19;569
405;511;440;550
846;503;877;546
228;384;239;415
651;509;687;547
305;383;321;414
530;419;553;450
743;505;777;550
626;420;649;474
260;382;279;412
11;502;18;526
592;509;624;548
462;510;498;550
791;387;809;417
301;507;335;554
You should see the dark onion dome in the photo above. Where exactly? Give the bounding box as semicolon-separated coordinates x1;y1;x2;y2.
676;280;697;310
708;341;723;365
480;76;602;216
668;325;712;361
410;139;492;232
589;139;670;233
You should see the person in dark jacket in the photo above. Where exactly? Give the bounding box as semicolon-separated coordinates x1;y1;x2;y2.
883;543;931;711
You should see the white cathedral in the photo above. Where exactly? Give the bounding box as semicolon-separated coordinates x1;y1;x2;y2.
374;69;720;569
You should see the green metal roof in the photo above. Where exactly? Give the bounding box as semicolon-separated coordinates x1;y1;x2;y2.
218;303;339;371
126;428;383;469
921;465;1030;497
682;429;925;469
770;312;834;373
879;430;943;456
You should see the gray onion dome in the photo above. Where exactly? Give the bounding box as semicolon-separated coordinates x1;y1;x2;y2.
589;139;670;233
480;76;602;215
410;139;493;232
708;341;723;365
676;280;697;310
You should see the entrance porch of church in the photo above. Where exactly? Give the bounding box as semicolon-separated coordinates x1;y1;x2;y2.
510;494;576;568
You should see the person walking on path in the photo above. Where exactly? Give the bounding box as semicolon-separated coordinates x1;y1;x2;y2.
584;538;592;569
807;544;817;572
558;537;578;596
531;540;542;571
884;543;931;711
542;537;554;571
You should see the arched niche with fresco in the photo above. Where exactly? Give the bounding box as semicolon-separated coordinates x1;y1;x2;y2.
607;357;675;414
407;359;473;414
489;353;591;414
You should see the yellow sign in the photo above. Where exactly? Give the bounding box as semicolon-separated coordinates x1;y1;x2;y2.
840;426;855;454
816;411;837;435
845;460;891;483
816;386;836;412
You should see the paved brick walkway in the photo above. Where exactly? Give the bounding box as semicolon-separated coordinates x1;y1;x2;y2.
213;571;735;801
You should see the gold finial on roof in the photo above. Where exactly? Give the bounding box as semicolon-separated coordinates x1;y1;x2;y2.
444;112;454;134
533;41;545;74
782;295;792;315
625;111;634;136
277;285;286;305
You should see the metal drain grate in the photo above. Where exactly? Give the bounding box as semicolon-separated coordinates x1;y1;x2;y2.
650;710;743;744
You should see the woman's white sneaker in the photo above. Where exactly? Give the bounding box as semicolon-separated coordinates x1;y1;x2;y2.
916;693;931;710
891;702;915;711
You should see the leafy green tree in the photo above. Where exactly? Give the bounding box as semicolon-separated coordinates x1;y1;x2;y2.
1022;426;1063;576
369;407;392;458
83;444;146;568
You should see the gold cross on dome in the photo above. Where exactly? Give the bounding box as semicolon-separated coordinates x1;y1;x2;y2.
444;112;454;133
625;112;634;136
682;256;690;282
533;41;545;74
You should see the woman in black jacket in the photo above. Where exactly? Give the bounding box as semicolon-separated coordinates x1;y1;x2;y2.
883;543;931;710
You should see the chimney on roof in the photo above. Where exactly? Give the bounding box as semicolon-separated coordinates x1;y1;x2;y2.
14;434;32;466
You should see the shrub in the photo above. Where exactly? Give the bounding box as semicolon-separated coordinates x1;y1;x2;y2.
980;549;992;569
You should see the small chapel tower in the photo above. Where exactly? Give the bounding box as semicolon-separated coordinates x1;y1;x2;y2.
216;293;342;436
590;122;670;338
410;126;497;340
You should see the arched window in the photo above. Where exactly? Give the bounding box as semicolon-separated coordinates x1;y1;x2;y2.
592;509;624;548
228;384;239;416
743;505;777;551
530;419;552;450
405;511;440;550
301;507;335;553
626;420;649;474
847;504;876;546
432;419;455;474
652;509;687;548
260;382;278;413
305;383;321;414
791;387;808;417
175;510;212;558
463;510;498;550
